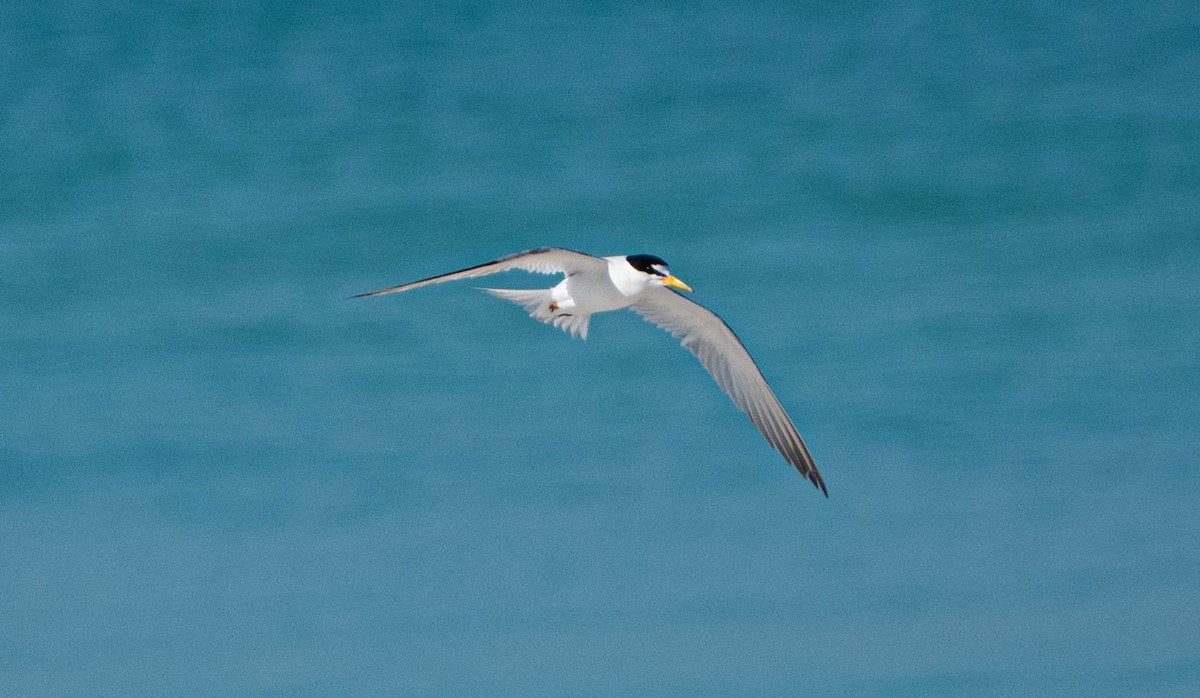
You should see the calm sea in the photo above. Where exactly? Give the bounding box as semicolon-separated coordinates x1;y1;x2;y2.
3;1;1198;695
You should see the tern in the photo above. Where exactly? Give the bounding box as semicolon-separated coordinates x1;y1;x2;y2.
355;247;826;495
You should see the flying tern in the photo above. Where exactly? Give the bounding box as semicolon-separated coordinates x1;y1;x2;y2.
355;247;826;495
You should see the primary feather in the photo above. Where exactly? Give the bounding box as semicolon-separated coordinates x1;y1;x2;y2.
356;247;827;495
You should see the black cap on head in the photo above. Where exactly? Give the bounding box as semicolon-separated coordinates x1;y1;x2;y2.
626;254;670;276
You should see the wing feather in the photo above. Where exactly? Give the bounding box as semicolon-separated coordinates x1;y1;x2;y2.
353;247;605;298
630;287;827;495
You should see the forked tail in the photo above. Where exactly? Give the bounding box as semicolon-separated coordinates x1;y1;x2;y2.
480;288;591;340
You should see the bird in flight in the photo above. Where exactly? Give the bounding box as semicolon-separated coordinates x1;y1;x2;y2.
355;247;826;495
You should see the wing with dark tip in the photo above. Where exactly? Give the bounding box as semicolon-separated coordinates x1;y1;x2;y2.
630;287;827;495
353;247;606;298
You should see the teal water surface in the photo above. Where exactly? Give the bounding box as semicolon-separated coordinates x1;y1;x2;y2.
3;2;1199;695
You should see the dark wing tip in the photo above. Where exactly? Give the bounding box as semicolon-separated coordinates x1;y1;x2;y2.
812;472;829;497
350;287;400;299
793;456;828;496
349;247;586;300
787;444;827;497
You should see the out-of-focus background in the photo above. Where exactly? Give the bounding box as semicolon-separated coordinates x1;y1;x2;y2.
3;2;1198;694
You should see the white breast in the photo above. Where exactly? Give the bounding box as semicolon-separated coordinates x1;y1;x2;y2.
556;257;648;314
604;255;655;298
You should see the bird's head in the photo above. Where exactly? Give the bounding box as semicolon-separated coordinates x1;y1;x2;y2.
625;254;693;293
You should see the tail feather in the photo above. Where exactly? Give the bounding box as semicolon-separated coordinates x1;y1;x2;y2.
549;313;591;340
480;287;551;318
480;288;591;340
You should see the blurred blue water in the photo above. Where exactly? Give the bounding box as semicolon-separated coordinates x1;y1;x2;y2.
3;1;1199;695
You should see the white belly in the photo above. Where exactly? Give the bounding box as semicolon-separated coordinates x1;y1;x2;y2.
560;270;639;314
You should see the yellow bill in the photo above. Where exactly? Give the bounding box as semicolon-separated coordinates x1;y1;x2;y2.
661;275;693;292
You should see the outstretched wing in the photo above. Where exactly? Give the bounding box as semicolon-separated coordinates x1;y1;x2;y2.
353;247;605;298
630;287;827;495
